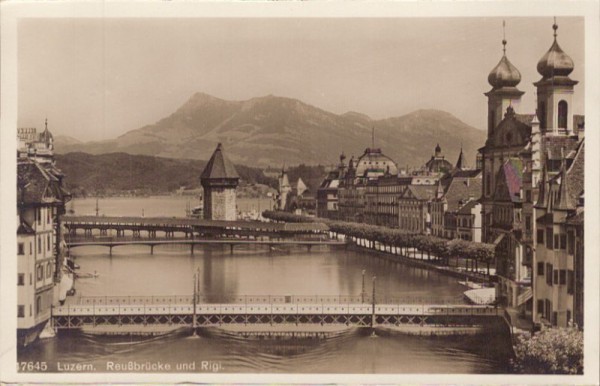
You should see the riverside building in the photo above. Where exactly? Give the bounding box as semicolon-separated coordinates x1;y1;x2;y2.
479;21;584;321
17;121;70;346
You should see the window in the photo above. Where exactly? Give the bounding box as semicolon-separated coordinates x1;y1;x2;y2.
559;269;567;285
18;243;24;255
537;229;544;244
545;299;551;321
567;310;572;324
18;273;24;286
47;235;51;251
525;216;531;232
47;208;51;224
552;311;558;326
525;190;532;203
37;236;41;254
37;208;41;225
567;270;574;294
46;263;52;278
546;228;553;250
29;273;32;285
537;262;545;276
553;269;559;285
539;101;547;129
546;263;553;286
560;234;567;250
37;266;43;281
558;100;568;129
568;231;575;255
18;305;25;318
554;234;560;250
29;242;32;254
537;300;544;316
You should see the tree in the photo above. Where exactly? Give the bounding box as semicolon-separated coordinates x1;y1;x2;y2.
511;326;583;374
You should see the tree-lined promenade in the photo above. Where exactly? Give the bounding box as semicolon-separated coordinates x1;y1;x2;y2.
262;210;496;279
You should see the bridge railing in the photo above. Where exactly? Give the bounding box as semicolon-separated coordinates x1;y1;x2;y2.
73;294;467;306
53;302;502;318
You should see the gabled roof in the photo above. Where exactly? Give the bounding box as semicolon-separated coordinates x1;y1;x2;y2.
456;200;480;215
494;158;523;203
550;139;584;210
401;185;437;201
200;143;239;180
544;136;581;161
440;174;482;211
17;219;35;235
18;159;65;205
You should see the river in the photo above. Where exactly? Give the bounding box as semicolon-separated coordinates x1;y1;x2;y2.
17;196;512;373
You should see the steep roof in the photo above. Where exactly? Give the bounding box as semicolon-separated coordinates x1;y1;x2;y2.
456;199;480;215
200;143;239;180
441;174;482;211
494;158;523;203
17;159;66;206
401;185;437;201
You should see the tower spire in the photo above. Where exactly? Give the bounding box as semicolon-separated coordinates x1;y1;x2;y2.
502;20;507;54
371;127;375;149
553;16;558;40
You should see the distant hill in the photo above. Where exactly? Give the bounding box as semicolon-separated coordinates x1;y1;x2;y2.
54;92;486;168
55;152;277;197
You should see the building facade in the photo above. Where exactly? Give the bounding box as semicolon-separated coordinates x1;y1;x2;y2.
480;22;584;317
534;140;584;327
17;121;70;346
200;143;239;221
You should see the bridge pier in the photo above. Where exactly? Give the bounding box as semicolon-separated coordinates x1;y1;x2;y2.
307;245;312;252
150;245;154;255
190;244;194;255
100;229;107;236
133;229;141;238
109;246;113;256
230;244;234;254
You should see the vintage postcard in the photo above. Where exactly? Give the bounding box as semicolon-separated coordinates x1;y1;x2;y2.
1;1;598;384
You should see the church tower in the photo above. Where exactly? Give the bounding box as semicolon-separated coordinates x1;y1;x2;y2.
535;20;578;135
485;23;524;138
200;143;239;221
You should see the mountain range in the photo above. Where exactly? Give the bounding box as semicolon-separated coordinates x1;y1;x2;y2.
54;92;486;168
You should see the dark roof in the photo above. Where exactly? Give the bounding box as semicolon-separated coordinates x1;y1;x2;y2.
455;149;466;170
566;207;584;225
450;169;482;178
17;219;35;235
441;175;483;211
563;139;585;209
402;185;437;201
494;158;523;203
544;136;581;161
200;143;239;180
457;200;480;215
424;156;454;173
17;159;66;206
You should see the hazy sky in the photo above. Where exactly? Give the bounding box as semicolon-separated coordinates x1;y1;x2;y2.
18;17;584;141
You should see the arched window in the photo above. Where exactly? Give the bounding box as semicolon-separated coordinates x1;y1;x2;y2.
539;101;546;129
558;100;568;129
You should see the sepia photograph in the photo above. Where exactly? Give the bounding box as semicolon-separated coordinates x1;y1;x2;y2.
1;1;598;384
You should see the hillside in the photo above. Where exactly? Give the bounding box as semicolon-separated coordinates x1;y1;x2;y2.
55;92;487;168
55;152;277;197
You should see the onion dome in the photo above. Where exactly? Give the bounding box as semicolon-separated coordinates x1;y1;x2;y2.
537;22;574;79
488;39;521;89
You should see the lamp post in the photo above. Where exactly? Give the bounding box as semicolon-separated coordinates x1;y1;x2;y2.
371;276;377;335
361;269;366;303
